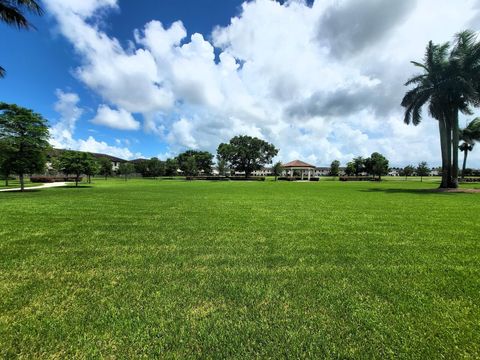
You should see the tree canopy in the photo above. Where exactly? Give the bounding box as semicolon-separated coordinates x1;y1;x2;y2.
217;135;278;177
59;151;96;187
176;150;214;176
0;102;50;191
364;152;389;180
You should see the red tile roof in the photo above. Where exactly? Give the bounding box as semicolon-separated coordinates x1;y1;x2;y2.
283;160;316;168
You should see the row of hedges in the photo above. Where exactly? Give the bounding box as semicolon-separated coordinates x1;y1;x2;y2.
459;178;480;183
277;177;320;181
30;176;83;183
185;176;265;181
339;176;378;181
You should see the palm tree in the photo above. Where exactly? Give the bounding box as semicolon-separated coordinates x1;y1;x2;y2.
0;0;43;78
401;40;451;188
459;117;480;179
402;30;480;188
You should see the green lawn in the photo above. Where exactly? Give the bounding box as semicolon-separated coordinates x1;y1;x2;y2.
1;179;479;358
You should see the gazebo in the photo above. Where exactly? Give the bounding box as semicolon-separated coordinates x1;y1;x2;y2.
283;160;316;180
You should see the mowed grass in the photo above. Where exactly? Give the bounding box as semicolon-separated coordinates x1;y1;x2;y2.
0;179;479;359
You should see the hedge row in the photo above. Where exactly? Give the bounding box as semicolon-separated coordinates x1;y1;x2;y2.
30;176;83;183
339;176;378;181
277;177;319;181
459;178;480;183
185;176;265;181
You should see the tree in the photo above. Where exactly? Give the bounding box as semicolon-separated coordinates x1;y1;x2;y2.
148;157;165;178
0;103;49;191
416;162;430;182
329;160;340;176
272;162;283;181
345;162;355;176
402;165;415;180
176;150;214;176
165;158;178;176
98;157;113;180
84;157;99;184
459;117;480;179
402;30;480;188
134;159;149;177
217;135;278;178
364;152;389;180
217;157;228;176
118;162;135;181
59;151;94;187
352;156;365;176
0;0;43;77
183;156;198;177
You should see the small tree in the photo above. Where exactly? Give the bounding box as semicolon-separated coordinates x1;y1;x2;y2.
148;157;165;178
177;150;214;176
416;162;430;182
272;161;283;181
98;157;113;180
84;157;99;184
165;158;178;176
217;157;228;176
183;156;198;177
0;103;50;191
353;156;365;176
118;162;135;181
365;152;389;180
59;151;94;187
402;165;415;180
134;159;149;177
329;160;340;176
217;135;278;178
345;162;355;176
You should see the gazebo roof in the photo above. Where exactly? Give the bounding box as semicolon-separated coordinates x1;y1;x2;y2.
283;160;316;168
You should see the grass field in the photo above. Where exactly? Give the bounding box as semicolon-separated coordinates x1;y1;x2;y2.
1;179;479;358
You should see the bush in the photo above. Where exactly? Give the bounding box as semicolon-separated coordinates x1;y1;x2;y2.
459;178;480;183
339;176;377;182
277;177;319;181
228;176;265;181
186;176;229;181
30;176;83;183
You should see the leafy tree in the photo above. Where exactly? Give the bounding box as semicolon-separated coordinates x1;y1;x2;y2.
416;162;430;182
329;160;340;176
84;157;99;184
345;162;355;176
217;135;278;178
402;30;480;188
148;157;165;178
134;159;149;177
165;158;178;176
352;156;365;176
272;161;284;181
364;153;389;180
0;0;43;77
118;162;135;181
0;141;14;186
459;117;480;179
402;165;415;180
59;151;94;187
183;156;198;177
177;150;214;176
217;157;228;176
0;103;49;191
98;157;113;180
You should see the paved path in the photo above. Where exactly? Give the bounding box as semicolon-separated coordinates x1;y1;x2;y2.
0;182;67;192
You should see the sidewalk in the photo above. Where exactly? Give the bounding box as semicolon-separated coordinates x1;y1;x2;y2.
0;182;67;192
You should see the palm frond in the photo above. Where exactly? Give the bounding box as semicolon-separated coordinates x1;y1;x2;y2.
0;65;5;78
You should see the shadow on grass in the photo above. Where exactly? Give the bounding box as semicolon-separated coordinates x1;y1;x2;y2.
360;188;476;195
0;189;42;193
61;185;94;189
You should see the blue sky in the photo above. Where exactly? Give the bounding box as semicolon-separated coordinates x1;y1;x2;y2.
1;0;480;166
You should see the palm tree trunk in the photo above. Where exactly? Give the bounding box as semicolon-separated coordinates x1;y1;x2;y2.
438;119;449;188
462;150;469;179
451;111;460;188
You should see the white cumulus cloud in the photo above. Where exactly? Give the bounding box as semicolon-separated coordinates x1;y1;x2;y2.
91;105;140;130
